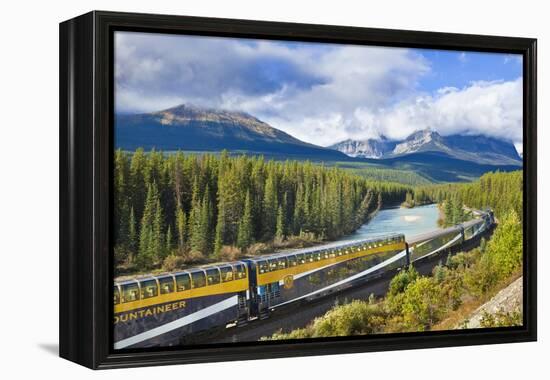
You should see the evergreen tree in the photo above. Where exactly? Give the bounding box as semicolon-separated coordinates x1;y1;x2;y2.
214;201;226;257
237;191;253;249
128;206;137;261
189;179;205;254
262;172;278;239
165;225;173;257
152;198;164;262
199;188;212;256
176;207;187;254
444;198;454;225
452;195;464;224
137;182;161;268
276;204;285;241
114;150;448;274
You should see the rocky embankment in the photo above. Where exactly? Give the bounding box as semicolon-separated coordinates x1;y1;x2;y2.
460;277;523;329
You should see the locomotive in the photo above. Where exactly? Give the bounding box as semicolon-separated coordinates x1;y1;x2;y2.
113;210;494;349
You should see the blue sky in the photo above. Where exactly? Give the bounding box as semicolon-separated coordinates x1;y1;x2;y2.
417;49;522;92
115;32;523;152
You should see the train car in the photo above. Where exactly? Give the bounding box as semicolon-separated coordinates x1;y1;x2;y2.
244;234;407;315
112;209;494;348
406;225;464;263
462;217;489;241
113;261;249;349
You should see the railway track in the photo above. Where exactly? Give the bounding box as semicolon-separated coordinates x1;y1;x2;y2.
188;227;493;344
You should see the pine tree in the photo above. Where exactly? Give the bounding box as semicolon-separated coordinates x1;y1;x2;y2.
237;191;253;249
199;188;212;256
152;198;164;262
262;172;278;239
276;204;285;241
188;179;205;255
214;199;226;257
176;207;187;254
452;195;464;224
137;182;160;268
293;183;305;235
444;198;454;225
128;206;137;261
165;225;173;257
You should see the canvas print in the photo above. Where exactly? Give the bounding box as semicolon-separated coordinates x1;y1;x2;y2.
112;31;524;350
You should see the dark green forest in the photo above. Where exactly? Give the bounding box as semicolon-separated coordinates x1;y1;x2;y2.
414;170;523;223
114;149;412;274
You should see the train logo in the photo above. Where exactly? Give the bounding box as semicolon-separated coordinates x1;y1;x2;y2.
283;275;294;289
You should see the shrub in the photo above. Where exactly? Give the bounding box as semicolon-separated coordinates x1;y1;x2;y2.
479;308;522;328
312;300;386;337
387;266;419;297
184;250;205;264
218;245;242;261
162;254;186;272
385;266;419;315
261;328;312;340
400;277;447;331
246;242;271;256
447;249;480;270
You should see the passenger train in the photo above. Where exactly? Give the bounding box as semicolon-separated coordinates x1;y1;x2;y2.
113;209;494;349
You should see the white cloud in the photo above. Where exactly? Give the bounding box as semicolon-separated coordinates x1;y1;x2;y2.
347;78;523;147
115;32;523;148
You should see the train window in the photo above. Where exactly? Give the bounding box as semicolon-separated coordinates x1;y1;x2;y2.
235;264;247;279
329;250;336;258
288;255;297;267
220;266;234;282
121;283;140;303
313;252;321;261
191;271;206;288
296;253;306;264
158;277;175;294
176;273;191;291
323;251;330;260
206;268;221;285
269;259;278;271
113;286;120;305
277;257;288;270
337;249;343;256
140;280;158;299
258;260;269;274
306;253;314;263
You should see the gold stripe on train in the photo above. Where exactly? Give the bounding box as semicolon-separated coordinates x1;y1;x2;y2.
256;242;406;286
114;278;248;314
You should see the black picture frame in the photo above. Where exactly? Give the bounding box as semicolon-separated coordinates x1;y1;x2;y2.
59;10;537;369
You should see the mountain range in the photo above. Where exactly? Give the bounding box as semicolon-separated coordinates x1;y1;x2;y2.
115;104;347;160
116;103;522;182
329;129;522;166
